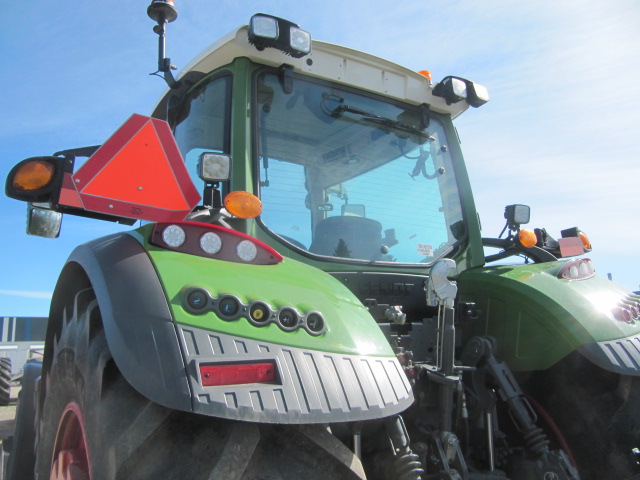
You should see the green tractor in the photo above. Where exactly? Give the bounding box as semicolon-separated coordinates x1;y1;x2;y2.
3;2;639;479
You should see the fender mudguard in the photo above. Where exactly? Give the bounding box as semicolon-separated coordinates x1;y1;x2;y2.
49;232;192;411
458;263;640;374
48;232;414;424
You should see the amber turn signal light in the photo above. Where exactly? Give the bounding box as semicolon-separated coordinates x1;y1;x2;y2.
12;160;55;192
579;232;592;250
518;229;538;248
224;191;262;219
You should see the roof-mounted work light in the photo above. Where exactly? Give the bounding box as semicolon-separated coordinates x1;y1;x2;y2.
433;76;489;107
248;14;311;58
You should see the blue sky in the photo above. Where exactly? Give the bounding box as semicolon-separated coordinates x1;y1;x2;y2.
1;1;639;316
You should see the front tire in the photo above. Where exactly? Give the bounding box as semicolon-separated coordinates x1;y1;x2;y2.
36;287;366;480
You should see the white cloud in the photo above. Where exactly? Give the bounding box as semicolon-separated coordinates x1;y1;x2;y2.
0;290;52;300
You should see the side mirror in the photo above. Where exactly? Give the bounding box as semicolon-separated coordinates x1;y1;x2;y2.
504;204;530;230
26;203;62;238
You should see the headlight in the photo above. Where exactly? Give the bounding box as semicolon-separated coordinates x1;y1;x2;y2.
250;15;278;39
433;76;489;107
248;14;312;58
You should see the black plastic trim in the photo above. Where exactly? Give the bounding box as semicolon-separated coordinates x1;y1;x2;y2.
578;332;640;376
63;233;193;411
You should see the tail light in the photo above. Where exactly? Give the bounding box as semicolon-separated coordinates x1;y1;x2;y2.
150;221;282;265
200;361;277;387
613;293;640;324
557;258;595;280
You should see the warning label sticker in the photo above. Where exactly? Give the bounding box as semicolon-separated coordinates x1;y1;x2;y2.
417;244;434;257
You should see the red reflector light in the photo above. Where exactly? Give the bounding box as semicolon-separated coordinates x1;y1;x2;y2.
200;362;277;387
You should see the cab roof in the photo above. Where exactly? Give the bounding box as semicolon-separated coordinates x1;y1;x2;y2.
152;25;470;120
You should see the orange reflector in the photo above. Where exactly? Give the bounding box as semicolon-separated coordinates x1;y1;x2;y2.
200;362;276;387
224;191;262;219
12;160;55;191
579;232;591;250
418;70;432;82
518;229;538;248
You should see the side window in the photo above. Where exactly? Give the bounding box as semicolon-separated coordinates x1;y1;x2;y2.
173;75;232;187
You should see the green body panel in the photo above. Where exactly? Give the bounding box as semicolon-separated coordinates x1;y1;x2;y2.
128;226;394;357
458;261;639;371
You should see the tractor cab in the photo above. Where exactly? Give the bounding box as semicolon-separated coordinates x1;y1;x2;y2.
157;13;489;276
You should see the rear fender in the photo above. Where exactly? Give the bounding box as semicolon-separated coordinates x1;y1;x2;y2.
45;233;192;411
458;262;640;373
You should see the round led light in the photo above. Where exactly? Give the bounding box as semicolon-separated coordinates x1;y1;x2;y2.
218;296;240;319
305;313;325;334
278;308;298;329
249;302;271;325
569;265;579;279
578;262;590;277
200;232;222;255
162;225;186;248
186;289;209;311
236;240;258;262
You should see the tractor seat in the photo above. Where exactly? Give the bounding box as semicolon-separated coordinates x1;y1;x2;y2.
309;216;383;261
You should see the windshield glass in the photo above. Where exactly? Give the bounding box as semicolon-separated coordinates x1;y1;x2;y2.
256;71;465;264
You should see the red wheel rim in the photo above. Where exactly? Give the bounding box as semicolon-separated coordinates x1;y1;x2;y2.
50;402;91;480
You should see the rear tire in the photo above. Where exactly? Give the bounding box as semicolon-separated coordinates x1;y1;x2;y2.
0;358;12;406
36;287;366;480
5;360;41;480
523;352;640;480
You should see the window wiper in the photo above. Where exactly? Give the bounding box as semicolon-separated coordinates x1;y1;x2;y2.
361;116;434;141
323;94;434;141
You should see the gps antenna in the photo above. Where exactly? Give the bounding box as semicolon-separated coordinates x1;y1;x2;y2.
148;0;180;89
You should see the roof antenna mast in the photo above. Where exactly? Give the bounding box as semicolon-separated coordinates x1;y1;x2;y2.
148;0;180;89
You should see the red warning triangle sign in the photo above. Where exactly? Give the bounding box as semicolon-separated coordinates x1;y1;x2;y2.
71;114;201;222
